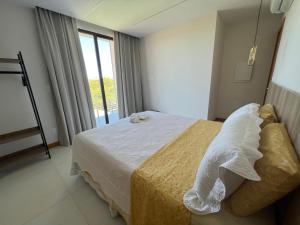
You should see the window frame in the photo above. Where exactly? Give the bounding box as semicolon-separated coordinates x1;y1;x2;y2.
78;29;114;125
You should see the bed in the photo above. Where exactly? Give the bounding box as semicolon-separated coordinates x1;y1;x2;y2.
71;111;276;225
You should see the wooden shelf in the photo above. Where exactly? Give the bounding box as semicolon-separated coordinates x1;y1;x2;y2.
0;52;51;161
0;127;41;144
0;58;20;64
0;144;47;171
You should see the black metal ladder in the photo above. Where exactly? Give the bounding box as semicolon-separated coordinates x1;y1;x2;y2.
0;51;51;159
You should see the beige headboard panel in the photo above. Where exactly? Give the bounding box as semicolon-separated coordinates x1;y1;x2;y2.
266;82;300;156
266;82;300;225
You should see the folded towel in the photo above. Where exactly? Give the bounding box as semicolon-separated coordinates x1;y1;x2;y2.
130;113;140;123
129;112;149;123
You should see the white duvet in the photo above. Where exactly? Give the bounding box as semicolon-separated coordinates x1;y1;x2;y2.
71;111;195;214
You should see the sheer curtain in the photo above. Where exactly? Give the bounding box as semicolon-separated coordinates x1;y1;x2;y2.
114;32;143;118
35;7;96;145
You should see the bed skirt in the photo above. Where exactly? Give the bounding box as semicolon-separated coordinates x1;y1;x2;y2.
75;168;131;225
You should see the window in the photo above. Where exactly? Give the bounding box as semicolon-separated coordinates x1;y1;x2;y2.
79;29;119;127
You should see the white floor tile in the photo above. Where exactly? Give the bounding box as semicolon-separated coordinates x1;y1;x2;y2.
0;156;53;180
0;146;126;225
55;158;86;192
50;146;72;166
52;147;86;192
0;155;67;225
23;195;88;225
71;183;126;225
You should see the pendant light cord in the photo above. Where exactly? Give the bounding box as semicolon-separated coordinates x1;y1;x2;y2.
253;0;263;46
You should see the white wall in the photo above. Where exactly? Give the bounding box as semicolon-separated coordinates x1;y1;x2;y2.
272;0;300;94
0;2;58;156
141;13;218;119
215;14;282;119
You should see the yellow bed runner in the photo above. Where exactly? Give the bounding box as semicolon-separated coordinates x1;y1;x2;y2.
131;119;222;225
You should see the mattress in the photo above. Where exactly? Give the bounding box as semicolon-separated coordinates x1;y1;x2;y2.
71;111;276;225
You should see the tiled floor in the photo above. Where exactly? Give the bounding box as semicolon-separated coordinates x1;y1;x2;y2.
0;146;126;225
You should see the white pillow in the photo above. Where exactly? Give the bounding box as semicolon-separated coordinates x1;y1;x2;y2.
224;103;260;124
183;103;263;215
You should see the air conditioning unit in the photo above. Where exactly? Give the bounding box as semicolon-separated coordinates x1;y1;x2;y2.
270;0;293;13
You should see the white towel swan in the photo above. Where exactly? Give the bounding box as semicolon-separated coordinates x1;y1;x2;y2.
129;112;149;123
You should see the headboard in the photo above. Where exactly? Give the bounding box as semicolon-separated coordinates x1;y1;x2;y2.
266;82;300;155
266;81;300;225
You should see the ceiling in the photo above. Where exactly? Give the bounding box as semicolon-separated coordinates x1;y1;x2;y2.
7;0;272;37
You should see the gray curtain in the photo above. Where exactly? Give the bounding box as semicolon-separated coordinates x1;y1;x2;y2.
35;7;96;146
114;32;143;118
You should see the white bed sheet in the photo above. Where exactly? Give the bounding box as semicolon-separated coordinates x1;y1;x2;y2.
71;111;195;214
71;111;276;225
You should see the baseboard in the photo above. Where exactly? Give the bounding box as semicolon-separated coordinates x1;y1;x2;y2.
48;141;60;149
214;118;226;122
